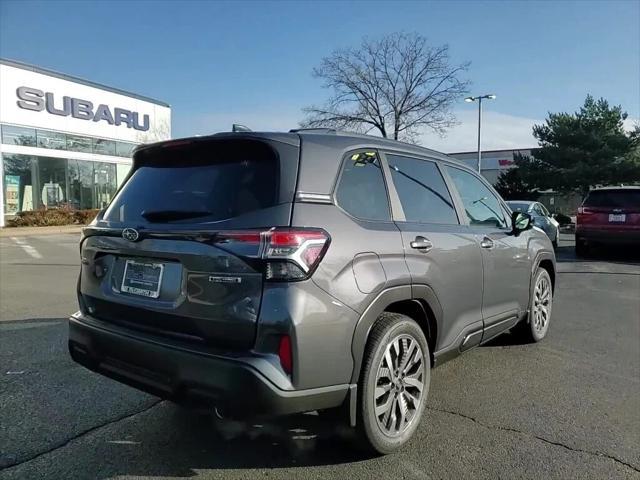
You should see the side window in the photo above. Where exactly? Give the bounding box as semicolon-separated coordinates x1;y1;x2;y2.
538;204;550;216
445;166;507;228
387;154;458;224
335;150;390;221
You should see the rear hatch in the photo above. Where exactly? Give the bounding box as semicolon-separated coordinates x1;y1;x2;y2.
79;135;300;350
578;189;640;231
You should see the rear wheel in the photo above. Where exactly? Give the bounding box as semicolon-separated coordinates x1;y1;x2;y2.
513;268;553;343
575;236;589;257
357;312;430;454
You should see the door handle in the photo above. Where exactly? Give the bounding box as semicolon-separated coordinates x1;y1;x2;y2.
410;236;433;252
480;236;494;249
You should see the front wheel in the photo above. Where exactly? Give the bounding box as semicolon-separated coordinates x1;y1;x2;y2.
357;312;430;454
513;268;553;342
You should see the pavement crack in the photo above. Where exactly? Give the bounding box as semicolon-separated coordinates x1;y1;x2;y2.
0;400;163;471
427;406;640;473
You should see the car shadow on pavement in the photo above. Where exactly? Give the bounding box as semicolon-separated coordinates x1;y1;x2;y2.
90;403;375;478
481;331;532;348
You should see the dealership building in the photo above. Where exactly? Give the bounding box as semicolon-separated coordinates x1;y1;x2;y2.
448;148;533;185
0;59;171;227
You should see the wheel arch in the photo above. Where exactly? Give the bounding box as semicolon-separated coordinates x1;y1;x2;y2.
532;251;556;292
349;285;442;384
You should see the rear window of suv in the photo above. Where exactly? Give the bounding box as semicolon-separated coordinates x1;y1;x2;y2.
583;189;640;209
104;139;283;224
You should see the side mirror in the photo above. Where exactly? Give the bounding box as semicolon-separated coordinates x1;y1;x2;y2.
512;211;532;235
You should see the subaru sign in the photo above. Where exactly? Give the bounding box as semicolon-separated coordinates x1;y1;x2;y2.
16;86;150;131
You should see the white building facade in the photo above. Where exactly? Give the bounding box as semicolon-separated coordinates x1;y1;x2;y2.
448;148;533;185
0;59;171;226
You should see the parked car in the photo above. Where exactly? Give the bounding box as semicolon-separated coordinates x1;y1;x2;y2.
506;200;560;248
576;186;640;256
68;130;556;454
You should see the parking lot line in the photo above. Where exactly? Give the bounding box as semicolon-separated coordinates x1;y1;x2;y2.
10;237;43;259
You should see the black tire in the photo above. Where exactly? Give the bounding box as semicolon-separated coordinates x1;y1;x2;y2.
356;312;430;455
575;237;588;257
512;268;553;343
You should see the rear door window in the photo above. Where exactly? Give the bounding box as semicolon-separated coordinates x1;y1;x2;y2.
387;154;458;224
583;190;640;209
104;139;284;224
335;150;390;221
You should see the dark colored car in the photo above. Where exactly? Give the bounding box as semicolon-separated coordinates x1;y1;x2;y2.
69;130;556;454
576;187;640;256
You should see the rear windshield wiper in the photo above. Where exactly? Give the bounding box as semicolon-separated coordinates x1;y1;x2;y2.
141;210;213;222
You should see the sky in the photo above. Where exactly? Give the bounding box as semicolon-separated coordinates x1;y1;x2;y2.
1;0;638;153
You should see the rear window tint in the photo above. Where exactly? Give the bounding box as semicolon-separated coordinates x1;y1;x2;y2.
335;151;390;221
104;139;280;223
388;155;458;225
583;190;640;209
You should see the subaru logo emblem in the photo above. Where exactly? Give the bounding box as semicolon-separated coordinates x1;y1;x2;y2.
122;228;140;242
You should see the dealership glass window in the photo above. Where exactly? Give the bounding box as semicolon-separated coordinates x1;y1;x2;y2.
93;138;116;156
1;125;37;147
116;141;136;158
116;164;132;188
66;134;93;153
68;160;118;210
68;160;96;210
36;157;68;207
2;155;36;214
36;129;67;150
93;162;117;208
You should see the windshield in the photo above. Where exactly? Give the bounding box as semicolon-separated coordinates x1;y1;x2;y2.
506;202;531;212
104;139;280;224
583;189;640;209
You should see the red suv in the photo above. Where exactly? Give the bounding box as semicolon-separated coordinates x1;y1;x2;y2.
576;186;640;256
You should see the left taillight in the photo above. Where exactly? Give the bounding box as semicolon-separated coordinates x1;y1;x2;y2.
214;227;330;281
263;228;329;281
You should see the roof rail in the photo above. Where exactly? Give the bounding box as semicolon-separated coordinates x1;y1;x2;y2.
289;128;337;134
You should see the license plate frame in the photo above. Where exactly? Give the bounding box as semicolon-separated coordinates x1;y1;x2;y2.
608;214;626;223
121;259;164;298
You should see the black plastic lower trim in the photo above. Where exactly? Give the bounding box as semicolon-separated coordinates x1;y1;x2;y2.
69;314;348;417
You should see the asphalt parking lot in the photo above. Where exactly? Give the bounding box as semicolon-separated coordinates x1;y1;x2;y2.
0;232;638;480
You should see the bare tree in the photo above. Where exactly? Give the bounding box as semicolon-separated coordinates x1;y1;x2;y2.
302;32;470;142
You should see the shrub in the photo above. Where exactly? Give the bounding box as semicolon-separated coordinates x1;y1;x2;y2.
6;207;101;227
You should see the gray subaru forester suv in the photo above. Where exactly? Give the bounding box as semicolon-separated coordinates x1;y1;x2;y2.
69;129;556;454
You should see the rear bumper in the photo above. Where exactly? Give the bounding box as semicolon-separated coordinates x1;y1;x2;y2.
576;228;640;245
68;313;348;417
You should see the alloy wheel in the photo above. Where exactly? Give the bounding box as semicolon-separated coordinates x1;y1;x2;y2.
373;334;425;437
532;274;552;334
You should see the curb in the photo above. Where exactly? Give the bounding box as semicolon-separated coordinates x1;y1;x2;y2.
0;225;84;237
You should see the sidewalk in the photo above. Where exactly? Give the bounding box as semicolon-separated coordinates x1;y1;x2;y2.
0;225;84;237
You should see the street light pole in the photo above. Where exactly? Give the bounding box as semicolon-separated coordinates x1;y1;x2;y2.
465;94;496;174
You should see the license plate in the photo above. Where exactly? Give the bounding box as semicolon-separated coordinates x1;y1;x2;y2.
609;214;626;222
121;260;164;298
